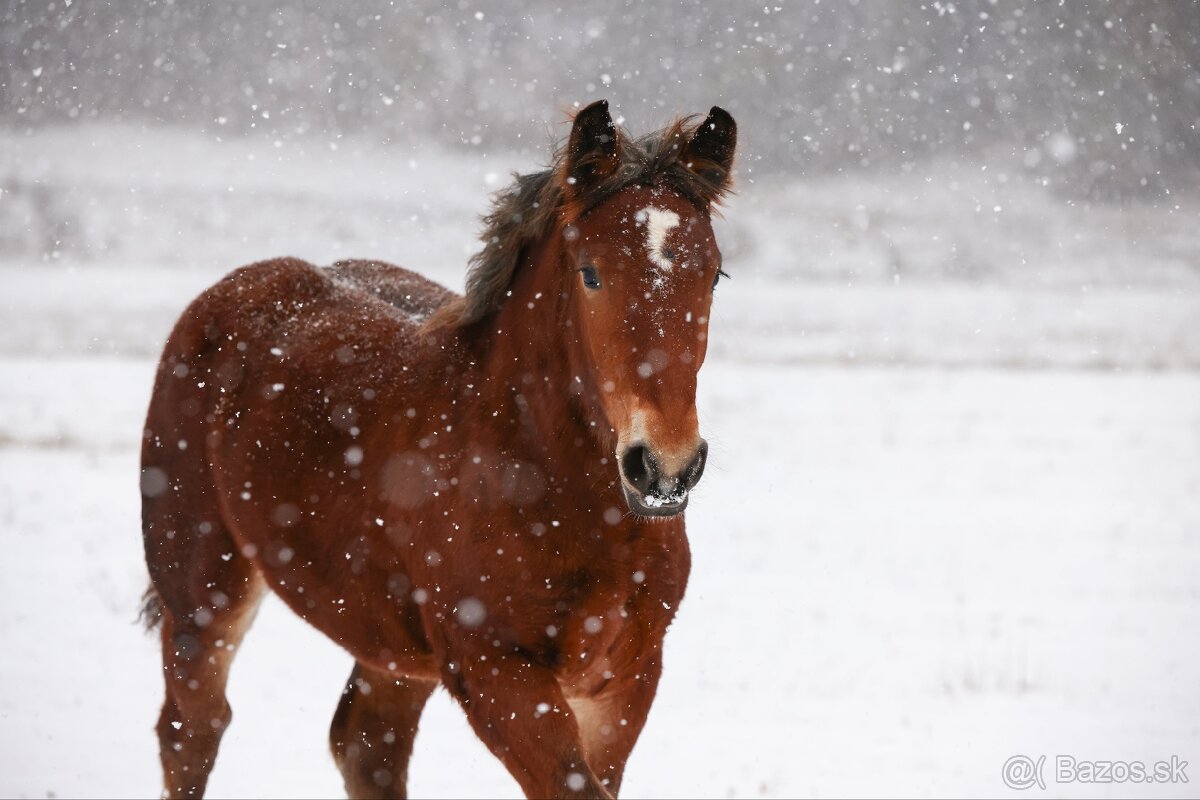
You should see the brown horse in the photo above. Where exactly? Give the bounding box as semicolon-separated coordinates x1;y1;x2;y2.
139;99;736;799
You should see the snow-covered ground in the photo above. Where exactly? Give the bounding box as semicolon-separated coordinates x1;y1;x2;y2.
1;125;1198;798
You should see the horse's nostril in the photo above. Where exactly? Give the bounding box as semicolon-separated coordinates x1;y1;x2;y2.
683;440;708;488
620;443;658;494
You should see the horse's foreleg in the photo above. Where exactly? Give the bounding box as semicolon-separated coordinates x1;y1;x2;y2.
330;663;436;799
441;654;611;799
568;656;663;797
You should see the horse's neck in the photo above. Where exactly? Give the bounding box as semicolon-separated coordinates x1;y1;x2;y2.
473;235;598;458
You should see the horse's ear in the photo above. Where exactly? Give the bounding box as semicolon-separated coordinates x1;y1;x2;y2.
682;106;737;201
563;99;621;193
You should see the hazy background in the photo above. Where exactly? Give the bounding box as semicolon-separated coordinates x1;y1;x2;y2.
5;0;1200;198
1;2;1198;798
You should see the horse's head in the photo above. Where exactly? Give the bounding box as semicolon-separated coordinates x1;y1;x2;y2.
559;100;736;518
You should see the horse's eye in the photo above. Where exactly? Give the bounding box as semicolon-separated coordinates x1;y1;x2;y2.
580;265;602;290
713;268;729;290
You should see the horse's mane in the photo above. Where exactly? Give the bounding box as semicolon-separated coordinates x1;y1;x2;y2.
427;115;729;331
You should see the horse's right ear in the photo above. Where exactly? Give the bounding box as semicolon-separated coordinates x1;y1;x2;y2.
562;99;621;193
682;106;737;202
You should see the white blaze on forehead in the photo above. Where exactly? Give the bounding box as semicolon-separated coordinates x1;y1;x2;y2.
636;205;681;271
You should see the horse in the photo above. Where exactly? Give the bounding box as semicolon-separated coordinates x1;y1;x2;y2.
139;99;737;799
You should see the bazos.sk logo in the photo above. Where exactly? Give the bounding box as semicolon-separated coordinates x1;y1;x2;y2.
1002;754;1188;790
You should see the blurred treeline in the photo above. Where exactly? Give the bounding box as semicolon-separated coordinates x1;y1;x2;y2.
2;0;1197;199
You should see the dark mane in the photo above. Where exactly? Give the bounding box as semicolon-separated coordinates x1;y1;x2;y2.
427;116;731;331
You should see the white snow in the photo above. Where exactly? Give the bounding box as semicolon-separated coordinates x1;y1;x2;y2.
641;489;687;508
1;125;1198;798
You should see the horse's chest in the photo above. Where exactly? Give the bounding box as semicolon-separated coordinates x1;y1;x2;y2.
437;506;690;692
548;559;685;694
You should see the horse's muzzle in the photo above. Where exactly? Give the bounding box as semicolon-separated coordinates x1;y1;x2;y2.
618;439;708;518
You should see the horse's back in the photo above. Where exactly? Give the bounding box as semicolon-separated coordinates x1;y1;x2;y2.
173;256;456;339
326;259;456;325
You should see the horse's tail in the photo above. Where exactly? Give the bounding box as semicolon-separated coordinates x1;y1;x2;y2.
138;584;165;632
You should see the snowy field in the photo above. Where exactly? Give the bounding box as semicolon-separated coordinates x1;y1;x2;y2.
1;125;1199;798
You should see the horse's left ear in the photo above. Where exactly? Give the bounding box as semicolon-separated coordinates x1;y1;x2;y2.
682;106;737;201
563;99;621;193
